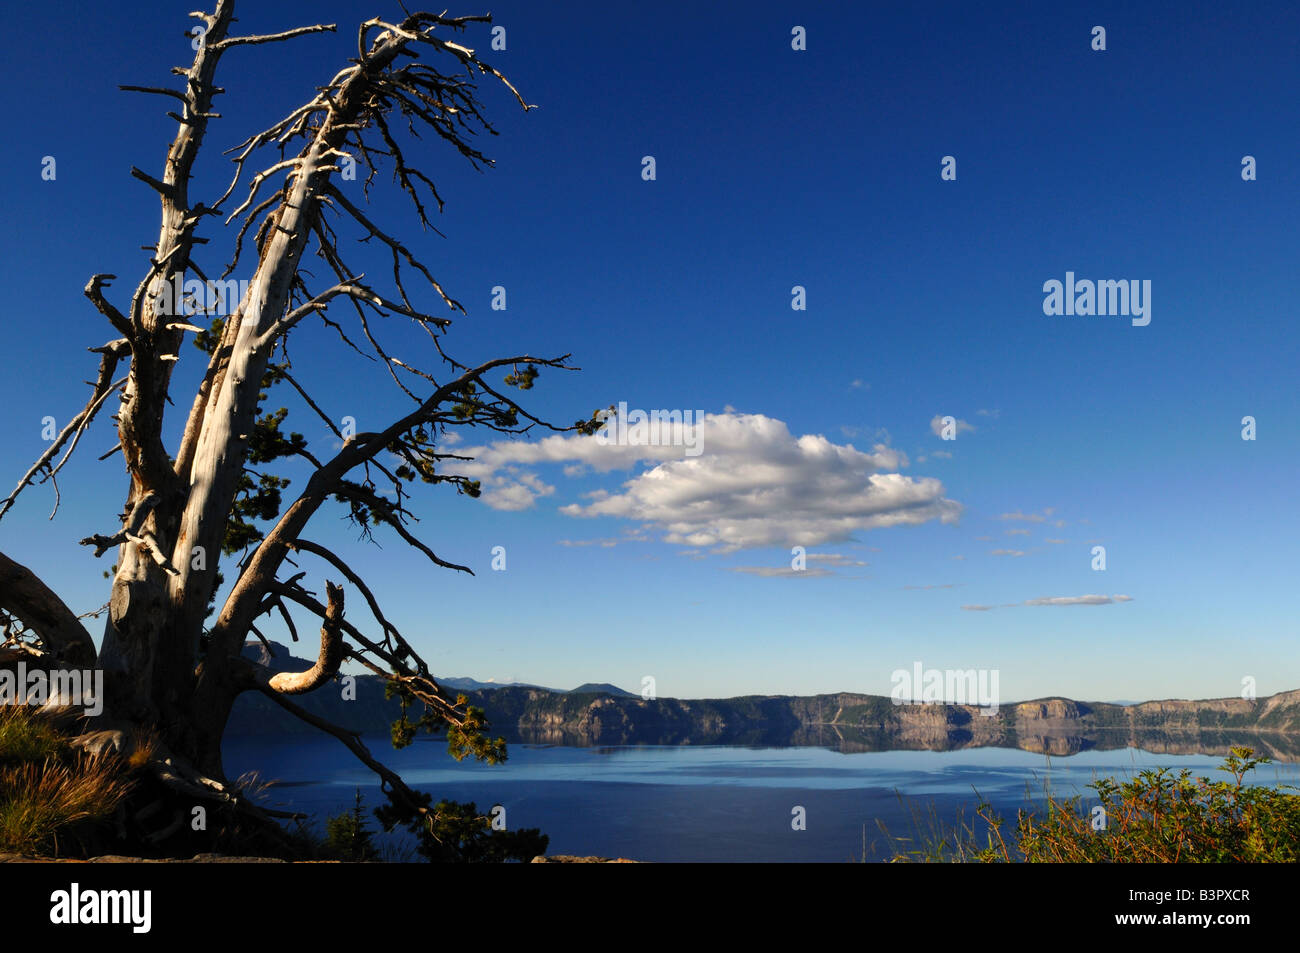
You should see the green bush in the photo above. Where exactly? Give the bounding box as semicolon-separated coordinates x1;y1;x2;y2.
994;747;1300;862
885;747;1300;863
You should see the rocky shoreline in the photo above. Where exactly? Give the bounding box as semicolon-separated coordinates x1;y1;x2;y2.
227;643;1300;758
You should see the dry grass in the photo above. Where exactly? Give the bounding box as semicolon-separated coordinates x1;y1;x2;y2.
0;705;136;856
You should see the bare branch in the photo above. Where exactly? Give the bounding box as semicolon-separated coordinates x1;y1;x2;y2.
334;481;473;575
211;352;576;658
290;540;403;649
224;157;303;224
79;491;178;576
0;551;96;666
213;23;337;50
325;184;463;315
260;274;450;347
248;680;440;834
130;165;177;199
266;580;344;694
83;275;135;340
278;367;343;440
119;83;189;103
274;597;300;643
0;340;130;522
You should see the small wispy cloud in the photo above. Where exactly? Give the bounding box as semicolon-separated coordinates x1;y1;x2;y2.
727;566;835;578
998;510;1046;523
1025;594;1133;607
807;553;868;567
929;415;975;438
990;549;1026;557
963;594;1134;611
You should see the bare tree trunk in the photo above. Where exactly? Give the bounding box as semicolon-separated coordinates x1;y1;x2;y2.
1;0;602;846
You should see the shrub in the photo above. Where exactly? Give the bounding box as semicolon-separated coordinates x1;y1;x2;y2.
883;747;1300;863
985;746;1300;862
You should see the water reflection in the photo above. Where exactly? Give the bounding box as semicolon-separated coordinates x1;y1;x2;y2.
503;726;1300;761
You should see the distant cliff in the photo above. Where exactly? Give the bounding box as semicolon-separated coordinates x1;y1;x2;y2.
225;643;1300;760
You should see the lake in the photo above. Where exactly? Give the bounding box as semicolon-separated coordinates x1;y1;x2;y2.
222;736;1300;862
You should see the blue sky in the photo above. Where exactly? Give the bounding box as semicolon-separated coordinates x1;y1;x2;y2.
0;0;1296;703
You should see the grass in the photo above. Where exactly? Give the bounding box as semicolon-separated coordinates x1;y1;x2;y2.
0;705;136;856
0;705;71;764
1;704;412;861
871;792;998;863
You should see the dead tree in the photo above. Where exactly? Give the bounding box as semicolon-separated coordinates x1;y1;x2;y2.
0;1;601;853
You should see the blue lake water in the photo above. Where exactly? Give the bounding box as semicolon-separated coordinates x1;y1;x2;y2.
222;736;1300;862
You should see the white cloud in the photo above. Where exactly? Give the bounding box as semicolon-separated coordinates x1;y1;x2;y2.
990;549;1026;557
479;469;554;511
450;412;959;552
1005;528;1031;536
